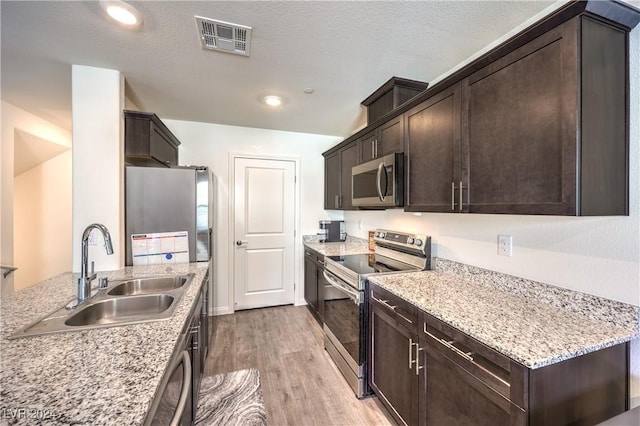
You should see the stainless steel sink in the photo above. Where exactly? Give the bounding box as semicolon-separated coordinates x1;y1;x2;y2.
8;273;194;339
65;294;175;326
107;276;187;296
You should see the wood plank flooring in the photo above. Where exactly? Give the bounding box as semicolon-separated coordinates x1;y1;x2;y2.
204;305;395;426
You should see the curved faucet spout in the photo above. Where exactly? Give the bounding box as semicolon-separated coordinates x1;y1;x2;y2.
78;223;114;303
83;223;114;255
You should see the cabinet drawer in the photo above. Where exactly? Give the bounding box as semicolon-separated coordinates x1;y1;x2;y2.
370;284;418;333
421;311;526;409
304;248;324;267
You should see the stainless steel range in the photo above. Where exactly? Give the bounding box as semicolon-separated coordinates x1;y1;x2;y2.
322;229;431;398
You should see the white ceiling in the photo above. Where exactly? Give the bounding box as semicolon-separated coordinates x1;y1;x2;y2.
1;1;558;137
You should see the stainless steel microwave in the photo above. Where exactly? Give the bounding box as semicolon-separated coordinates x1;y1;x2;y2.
351;153;404;208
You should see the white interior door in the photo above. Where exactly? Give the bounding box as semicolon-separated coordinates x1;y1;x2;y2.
233;157;296;310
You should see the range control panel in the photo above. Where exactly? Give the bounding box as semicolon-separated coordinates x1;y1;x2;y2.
373;229;430;254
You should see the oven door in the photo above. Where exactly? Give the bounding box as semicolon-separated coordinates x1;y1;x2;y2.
322;269;367;397
351;153;404;208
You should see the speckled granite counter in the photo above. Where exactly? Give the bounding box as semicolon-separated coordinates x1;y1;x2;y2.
303;235;370;256
368;259;639;369
0;262;209;425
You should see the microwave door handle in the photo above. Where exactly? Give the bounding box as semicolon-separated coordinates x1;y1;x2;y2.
376;162;385;201
382;162;389;199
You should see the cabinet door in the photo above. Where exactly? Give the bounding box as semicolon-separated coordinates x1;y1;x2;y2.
150;125;178;166
359;130;377;163
304;254;318;312
463;19;578;215
360;116;404;164
420;341;525;426
370;303;418;426
340;142;359;210
378;115;404;158
324;151;341;209
405;84;463;212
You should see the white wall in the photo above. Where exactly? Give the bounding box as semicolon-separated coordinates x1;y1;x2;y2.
345;4;640;407
1;102;72;295
164;119;341;314
14;151;72;290
71;66;124;273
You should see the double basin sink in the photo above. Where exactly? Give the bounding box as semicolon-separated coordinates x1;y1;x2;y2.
9;274;194;339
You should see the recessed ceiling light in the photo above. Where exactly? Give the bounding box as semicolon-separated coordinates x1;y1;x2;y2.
100;0;143;27
263;95;283;107
303;88;315;94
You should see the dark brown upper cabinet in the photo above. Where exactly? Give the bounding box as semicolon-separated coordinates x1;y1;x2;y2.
324;141;359;210
359;115;404;163
461;15;628;215
405;84;464;212
325;1;638;216
324;150;341;209
124;110;181;167
407;15;631;216
362;77;428;125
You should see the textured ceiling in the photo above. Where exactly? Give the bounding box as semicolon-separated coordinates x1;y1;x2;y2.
1;1;558;137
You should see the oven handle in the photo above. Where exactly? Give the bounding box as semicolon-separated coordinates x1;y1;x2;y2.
323;270;362;305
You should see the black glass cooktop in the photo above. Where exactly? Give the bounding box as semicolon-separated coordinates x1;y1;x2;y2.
327;253;421;275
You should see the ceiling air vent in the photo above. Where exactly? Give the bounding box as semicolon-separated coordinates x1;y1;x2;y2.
195;16;252;57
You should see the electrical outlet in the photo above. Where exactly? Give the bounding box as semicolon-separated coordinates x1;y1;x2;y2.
498;235;512;256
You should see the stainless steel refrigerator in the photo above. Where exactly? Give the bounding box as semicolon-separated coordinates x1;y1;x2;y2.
125;166;213;266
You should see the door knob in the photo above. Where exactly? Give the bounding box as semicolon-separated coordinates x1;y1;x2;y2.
236;240;248;246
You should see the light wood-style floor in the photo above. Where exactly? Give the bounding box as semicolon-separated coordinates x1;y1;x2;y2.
204;305;395;426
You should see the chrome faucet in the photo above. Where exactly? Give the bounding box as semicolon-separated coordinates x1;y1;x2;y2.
77;223;114;303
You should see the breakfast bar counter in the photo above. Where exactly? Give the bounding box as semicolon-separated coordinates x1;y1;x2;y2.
0;262;209;425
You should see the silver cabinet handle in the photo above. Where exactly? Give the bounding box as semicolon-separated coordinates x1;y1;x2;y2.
191;325;200;350
415;343;424;376
409;338;415;369
371;295;414;324
236;240;248;246
423;322;473;362
459;180;464;212
371;139;376;159
169;351;192;426
451;182;456;211
371;295;396;311
334;194;339;209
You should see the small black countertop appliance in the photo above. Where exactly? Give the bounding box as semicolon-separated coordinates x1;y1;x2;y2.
318;220;346;242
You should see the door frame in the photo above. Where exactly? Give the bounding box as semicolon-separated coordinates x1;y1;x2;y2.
228;153;301;314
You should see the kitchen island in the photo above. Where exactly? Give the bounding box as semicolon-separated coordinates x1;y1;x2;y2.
0;262;209;425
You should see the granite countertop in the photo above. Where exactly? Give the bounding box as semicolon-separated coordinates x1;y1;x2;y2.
303;235;371;256
368;269;639;369
0;262;209;425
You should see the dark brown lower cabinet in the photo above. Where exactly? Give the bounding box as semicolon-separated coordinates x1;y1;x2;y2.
368;283;629;426
370;303;418;426
418;314;526;426
304;247;327;323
